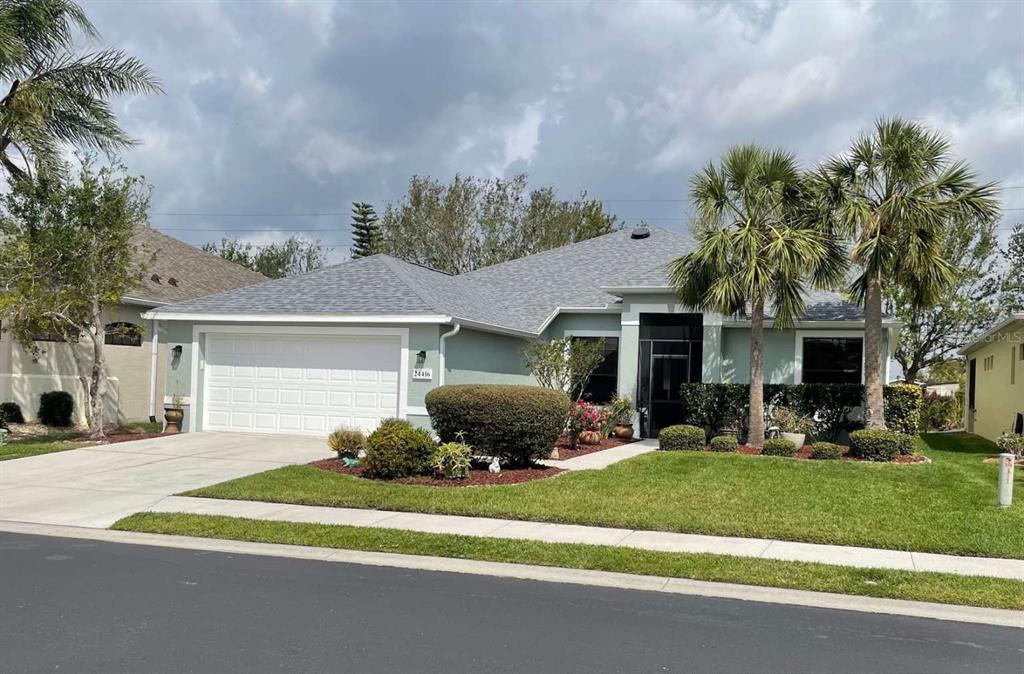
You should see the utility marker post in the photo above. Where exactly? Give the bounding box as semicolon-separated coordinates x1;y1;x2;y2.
998;453;1015;507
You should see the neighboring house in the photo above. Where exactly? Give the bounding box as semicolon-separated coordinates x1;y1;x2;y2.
145;227;898;439
961;314;1024;441
922;381;960;399
0;228;266;425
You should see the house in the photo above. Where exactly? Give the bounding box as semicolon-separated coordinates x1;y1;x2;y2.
922;381;960;399
145;227;897;438
960;314;1024;441
0;228;266;425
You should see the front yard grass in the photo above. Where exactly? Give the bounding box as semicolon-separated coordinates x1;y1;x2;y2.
0;421;163;462
186;432;1024;559
113;512;1024;610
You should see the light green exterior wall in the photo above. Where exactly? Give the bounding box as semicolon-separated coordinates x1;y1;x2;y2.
543;313;621;339
443;327;535;386
721;328;798;384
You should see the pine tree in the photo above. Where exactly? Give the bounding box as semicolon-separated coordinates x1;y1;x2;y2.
350;202;381;259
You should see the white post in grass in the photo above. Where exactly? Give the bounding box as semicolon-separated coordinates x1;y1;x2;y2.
998;453;1015;507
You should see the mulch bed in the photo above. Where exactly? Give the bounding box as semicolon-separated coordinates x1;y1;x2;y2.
735;444;929;464
549;435;639;460
311;457;565;487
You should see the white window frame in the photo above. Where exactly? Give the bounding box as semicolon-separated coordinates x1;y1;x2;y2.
794;330;866;385
189;324;410;433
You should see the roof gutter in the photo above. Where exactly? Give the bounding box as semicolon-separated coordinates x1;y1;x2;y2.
139;311;454;324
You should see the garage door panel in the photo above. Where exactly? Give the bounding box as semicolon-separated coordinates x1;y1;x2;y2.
203;332;401;436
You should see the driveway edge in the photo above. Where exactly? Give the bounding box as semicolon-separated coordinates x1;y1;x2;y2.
1;519;1021;629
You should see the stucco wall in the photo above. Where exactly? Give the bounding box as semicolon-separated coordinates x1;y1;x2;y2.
721;327;798;384
0;303;164;424
543;313;621;339
443;327;536;386
966;322;1024;441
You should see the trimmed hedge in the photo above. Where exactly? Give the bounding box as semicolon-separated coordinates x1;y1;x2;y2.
762;438;797;457
1;402;25;425
848;429;913;462
678;383;922;442
425;385;570;467
709;435;738;452
884;384;922;435
659;424;705;451
810;442;843;460
362;418;436;479
38;391;74;427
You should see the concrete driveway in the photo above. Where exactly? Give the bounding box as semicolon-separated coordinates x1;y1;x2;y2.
0;432;331;528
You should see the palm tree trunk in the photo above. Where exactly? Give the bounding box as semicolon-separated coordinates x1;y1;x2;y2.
863;277;886;429
748;299;766;448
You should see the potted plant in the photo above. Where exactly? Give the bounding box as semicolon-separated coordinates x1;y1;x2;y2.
571;401;609;445
771;406;813;449
163;395;184;434
608;395;635;439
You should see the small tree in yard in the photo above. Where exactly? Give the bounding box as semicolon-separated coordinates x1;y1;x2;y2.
521;337;607;450
521;337;606;400
0;160;151;439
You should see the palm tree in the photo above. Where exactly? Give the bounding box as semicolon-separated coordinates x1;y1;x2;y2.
808;118;1000;428
669;145;847;448
0;0;161;180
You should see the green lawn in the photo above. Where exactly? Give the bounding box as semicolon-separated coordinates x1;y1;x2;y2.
186;433;1024;559
0;421;163;462
113;512;1024;610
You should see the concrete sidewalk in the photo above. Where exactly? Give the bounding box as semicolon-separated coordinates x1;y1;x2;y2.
541;438;657;470
145;495;1024;581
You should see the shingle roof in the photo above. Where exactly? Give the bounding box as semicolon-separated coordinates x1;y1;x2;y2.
147;226;874;332
130;227;267;305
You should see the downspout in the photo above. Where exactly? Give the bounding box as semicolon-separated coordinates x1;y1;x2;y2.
438;323;461;387
148;318;159;422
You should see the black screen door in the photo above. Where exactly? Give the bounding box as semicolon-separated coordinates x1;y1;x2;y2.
637;313;703;436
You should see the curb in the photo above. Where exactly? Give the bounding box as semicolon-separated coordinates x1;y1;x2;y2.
1;519;1021;629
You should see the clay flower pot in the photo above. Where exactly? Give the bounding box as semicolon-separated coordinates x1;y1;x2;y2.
612;423;634;439
578;430;602;445
163;407;183;434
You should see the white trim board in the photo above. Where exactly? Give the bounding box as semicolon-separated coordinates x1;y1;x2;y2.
146;312;451;324
188;324;411;434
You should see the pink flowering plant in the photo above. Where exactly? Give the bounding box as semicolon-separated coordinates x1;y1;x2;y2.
568;401;611;436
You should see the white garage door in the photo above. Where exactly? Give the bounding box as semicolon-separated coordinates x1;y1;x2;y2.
202;332;401;436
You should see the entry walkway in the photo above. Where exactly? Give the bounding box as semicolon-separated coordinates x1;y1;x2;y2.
146;494;1024;581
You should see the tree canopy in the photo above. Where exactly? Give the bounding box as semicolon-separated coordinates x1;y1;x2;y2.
350;201;381;259
378;173;619;274
0;159;151;437
202;236;325;279
0;0;161;180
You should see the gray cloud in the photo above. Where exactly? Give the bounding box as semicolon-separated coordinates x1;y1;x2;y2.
83;0;1023;257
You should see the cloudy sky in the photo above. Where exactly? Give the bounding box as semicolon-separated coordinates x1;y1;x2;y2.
85;0;1023;259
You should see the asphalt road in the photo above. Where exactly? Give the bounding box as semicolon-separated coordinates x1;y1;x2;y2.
1;533;1021;673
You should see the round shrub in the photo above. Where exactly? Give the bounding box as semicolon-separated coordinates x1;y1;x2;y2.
709;435;738;452
761;438;797;457
996;432;1024;460
327;428;365;459
38;391;74;427
810;442;842;460
425;385;570;467
0;402;25;425
362;418;437;479
434;442;472;479
659;424;705;451
849;429;905;462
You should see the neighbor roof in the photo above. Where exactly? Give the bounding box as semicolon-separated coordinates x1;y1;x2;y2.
960;314;1024;355
128;227;267;305
146;226;875;333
